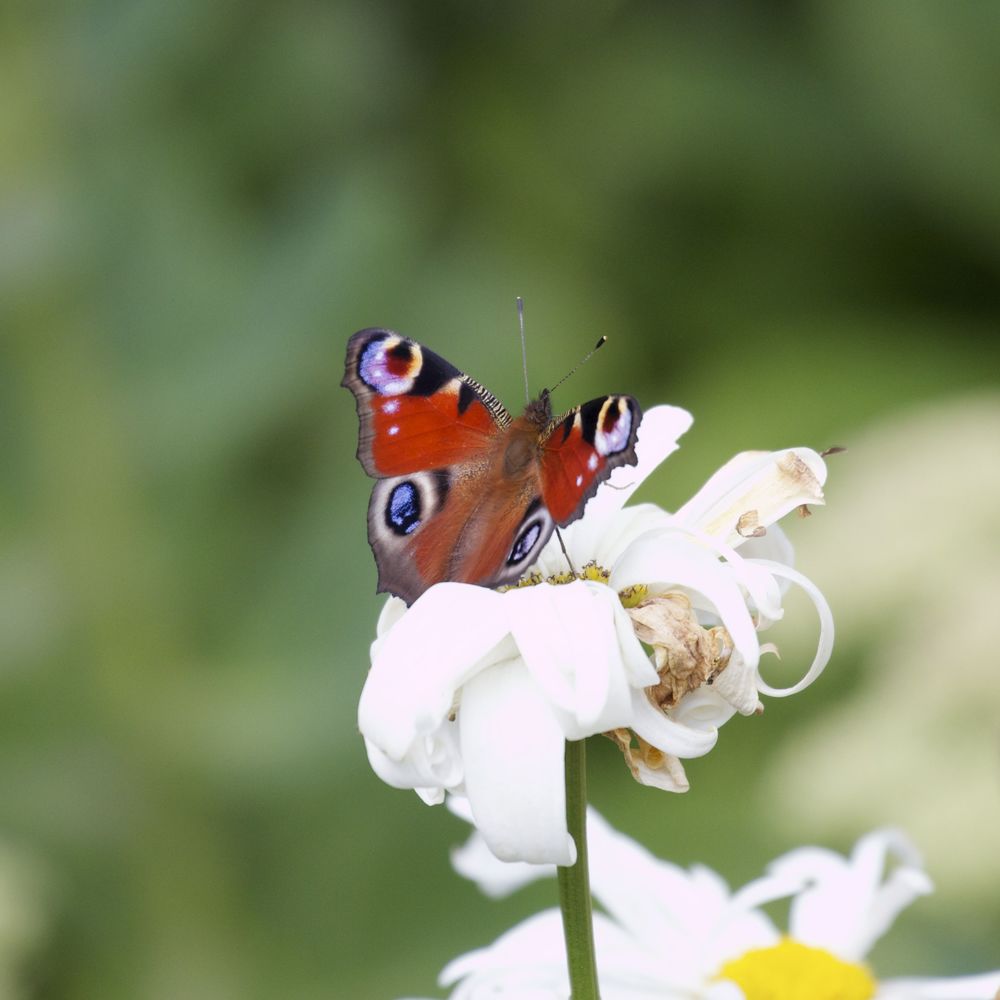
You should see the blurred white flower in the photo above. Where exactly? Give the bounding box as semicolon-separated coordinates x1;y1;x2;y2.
765;395;1000;905
407;810;1000;1000
359;406;833;864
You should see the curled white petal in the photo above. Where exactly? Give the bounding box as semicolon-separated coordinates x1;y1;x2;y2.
746;559;834;698
669;687;739;731
628;687;719;760
654;522;784;628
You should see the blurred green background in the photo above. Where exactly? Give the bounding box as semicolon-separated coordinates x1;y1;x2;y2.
3;2;999;997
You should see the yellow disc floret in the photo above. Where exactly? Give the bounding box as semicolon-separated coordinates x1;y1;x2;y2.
718;938;877;1000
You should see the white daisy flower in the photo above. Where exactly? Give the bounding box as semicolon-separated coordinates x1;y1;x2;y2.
414;809;1000;1000
359;406;833;864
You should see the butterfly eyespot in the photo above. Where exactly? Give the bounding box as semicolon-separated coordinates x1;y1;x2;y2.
594;398;634;456
385;481;422;535
505;503;555;572
508;522;541;565
358;335;424;396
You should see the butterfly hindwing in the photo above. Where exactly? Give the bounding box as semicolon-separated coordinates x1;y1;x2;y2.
342;328;511;477
367;466;551;603
539;395;642;525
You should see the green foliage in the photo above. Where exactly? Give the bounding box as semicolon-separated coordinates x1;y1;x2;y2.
2;2;999;997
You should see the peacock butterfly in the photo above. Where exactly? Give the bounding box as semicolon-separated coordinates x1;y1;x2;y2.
342;328;642;605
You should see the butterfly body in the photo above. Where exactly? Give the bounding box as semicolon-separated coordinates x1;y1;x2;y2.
343;328;641;605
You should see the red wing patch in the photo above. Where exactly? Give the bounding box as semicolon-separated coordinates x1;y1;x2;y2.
343;328;509;477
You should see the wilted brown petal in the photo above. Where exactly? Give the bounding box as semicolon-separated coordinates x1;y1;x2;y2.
627;593;731;707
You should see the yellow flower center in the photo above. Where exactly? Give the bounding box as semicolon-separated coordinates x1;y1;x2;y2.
617;582;648;608
718;938;877;1000
505;561;612;590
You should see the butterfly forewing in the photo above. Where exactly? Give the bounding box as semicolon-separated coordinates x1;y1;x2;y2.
342;328;510;477
539;395;642;524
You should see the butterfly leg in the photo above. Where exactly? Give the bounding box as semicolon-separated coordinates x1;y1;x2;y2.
554;526;578;578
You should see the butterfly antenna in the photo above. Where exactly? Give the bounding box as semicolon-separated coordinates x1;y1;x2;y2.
554;527;578;577
547;336;607;397
517;296;530;404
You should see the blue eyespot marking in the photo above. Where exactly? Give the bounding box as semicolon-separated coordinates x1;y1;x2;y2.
386;481;421;535
360;338;414;396
508;521;541;565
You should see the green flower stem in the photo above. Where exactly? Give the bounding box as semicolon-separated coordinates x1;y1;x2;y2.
557;738;601;1000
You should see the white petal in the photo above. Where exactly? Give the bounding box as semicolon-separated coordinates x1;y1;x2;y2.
734;556;785;630
370;595;409;662
585;809;702;946
586;812;778;985
633;753;690;792
445;806;783;995
358;583;511;760
560;503;674;576
450;826;554;899
846;829;933;959
730;867;815;912
703;650;762;717
583;405;694;524
375;594;409;637
363;726;462;796
778;829;931;961
611;597;660;688
669;687;739;731
439;910;570;994
459;658;575;865
414;785;448;806
877;971;1000;999
441;909;665;1000
507;581;634;736
704;985;747;1000
628;686;719;759
737;521;795;569
674;447;827;548
746;559;834;698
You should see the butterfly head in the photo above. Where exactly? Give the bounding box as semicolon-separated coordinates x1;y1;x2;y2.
523;389;554;429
